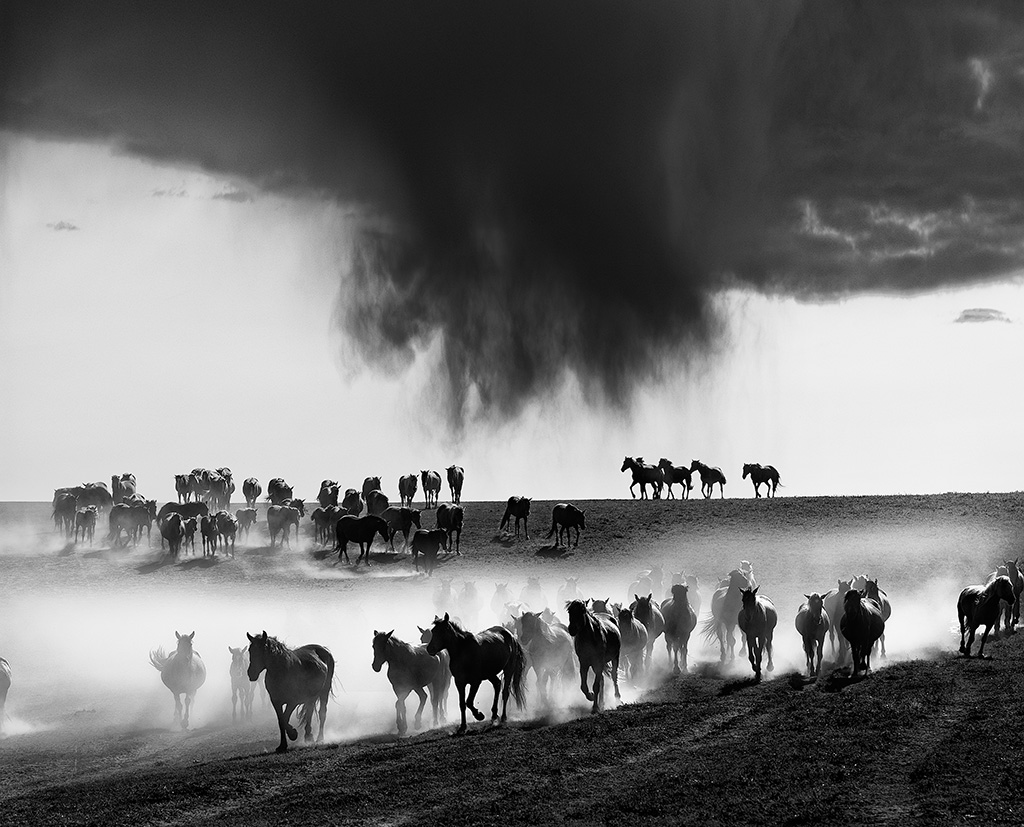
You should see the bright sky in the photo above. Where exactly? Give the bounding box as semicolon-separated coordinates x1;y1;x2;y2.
2;134;1023;503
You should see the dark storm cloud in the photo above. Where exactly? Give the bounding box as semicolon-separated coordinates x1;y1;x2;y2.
3;1;1024;419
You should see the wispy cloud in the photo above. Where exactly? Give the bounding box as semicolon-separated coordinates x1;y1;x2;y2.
212;188;253;203
46;220;78;231
955;307;1011;324
151;186;188;198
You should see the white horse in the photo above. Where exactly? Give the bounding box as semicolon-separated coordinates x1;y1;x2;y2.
150;632;207;729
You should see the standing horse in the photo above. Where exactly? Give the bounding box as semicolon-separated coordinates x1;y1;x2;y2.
0;657;10;733
398;474;418;508
959;576;1016;658
620;457;664;500
247;631;333;752
795;594;829;677
267;505;300;547
657;458;693;499
742;463;781;498
518;612;575;703
436;504;465;554
372;630;450;735
546;503;586;548
229;646;255;722
174;474;191;503
566;600;621;713
661;584;697;674
411;529;447;575
737;587;777;679
382;506;421;551
840;590;885;675
335;514;390;565
149;632;207;730
689;460;726;498
701;569;751;662
632;594;665;670
362;476;382;501
421;470;442;509
863;579;891;658
446;465;465;505
243;477;261;508
425;614;527;735
499;496;531;538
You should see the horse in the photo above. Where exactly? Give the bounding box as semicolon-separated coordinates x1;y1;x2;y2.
656;458;693;499
411;529;446;575
701;569;751;662
174;474;191;503
335;514;389;565
518;611;575;703
157;501;210;523
382;506;421;551
149;631;207;730
229;646;255;722
446;465;465;504
566;600;621;713
620;457;664;500
243;477;261;508
862;579;891;658
365;489;389;517
628;565;664;603
425;614;527;735
557;577;583;606
737;587;777;679
689;460;727;499
823;579;853;662
663;574;701;616
372;630;451;735
182;517;198;555
0;657;9;733
398;474;418;508
246;631;334;752
341;488;363;516
436;504;464;554
840;590;885;675
987;561;1023;634
111;473;137;504
267;505;301;548
546;503;585;548
362;476;382;501
661;584;698;674
159;513;187;558
420;470;442;509
317;481;340;509
216;511;238;556
631;594;665;670
617;609;649;682
199;514;219;555
266;478;293;506
235;507;257;538
742;463;781;498
74;506;98;544
499;496;531;538
959;576;1016;658
795;593;830;677
433;577;456;616
520;577;549;611
310;507;331;545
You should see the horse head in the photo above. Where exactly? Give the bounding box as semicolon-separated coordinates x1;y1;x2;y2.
174;631;196;659
426;614;456;655
620;457;634;473
371;630;394;672
740;586;759;610
804;593;824;614
670;583;689;602
246;631;270;680
566;599;588;635
742;464;752;478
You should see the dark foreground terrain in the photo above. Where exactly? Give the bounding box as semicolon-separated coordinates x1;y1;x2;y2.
1;493;1023;825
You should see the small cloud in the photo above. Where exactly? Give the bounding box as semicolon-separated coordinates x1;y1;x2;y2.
46;221;79;231
151;186;189;198
212;187;253;203
955;308;1011;324
969;58;994;112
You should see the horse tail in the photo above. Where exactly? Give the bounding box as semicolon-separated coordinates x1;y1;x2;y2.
499;507;510;532
507;638;528;710
699;616;720;646
545;518;556;539
148;648;169;671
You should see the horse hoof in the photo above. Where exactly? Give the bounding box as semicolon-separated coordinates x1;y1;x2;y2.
767;663;775;673
452;728;467;737
472;710;485;721
276;745;288;754
287;726;298;741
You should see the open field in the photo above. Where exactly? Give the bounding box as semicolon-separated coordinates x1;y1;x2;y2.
1;493;1023;825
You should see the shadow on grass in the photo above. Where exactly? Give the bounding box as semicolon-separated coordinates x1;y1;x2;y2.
719;676;761;696
536;545;573;559
491;533;518;548
179;557;220;570
136;555;177;574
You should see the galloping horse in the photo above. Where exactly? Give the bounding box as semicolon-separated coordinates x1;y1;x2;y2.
247;631;334;752
229;646;255;722
335;514;390;565
425;614;527;735
702;569;752;661
840;590;885;675
242;477;261;508
421;470;441;509
987;561;1023;634
499;496;531;538
149;631;207;729
959;576;1016;658
824;579;853;662
566;600;621;713
446;465;465;505
617;608;649;682
372;630;450;735
795;593;830;677
518;611;575;703
689;460;727;499
742;463;781;498
546;503;586;548
737;587;777;679
657;458;693;499
382;506;421;551
863;579;891;657
631;594;665;670
661;584;698;674
620;457;664;500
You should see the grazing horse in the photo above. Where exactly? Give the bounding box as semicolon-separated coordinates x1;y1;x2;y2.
446;465;465;504
247;631;333;752
499;496;531;538
160;513;187;558
266;478;293;506
742;463;781;498
335;514;390;565
620;457;664;500
411;529;447;575
398;474;418;508
689;460;726;499
657;458;693;499
840;590;885;675
372;630;451;735
795;593;830;677
862;579;891;658
631;594;665;670
702;569;752;662
425;614;527;735
229;646;255;722
267;505;301;548
959;576;1016;658
737;587;777;679
546;503;586;548
566;600;621;713
174;474;191;503
824;579;853;662
420;470;441;509
617;609;649;682
149;632;207;729
341;488;363;516
382;506;421;550
0;657;10;733
243;477;261;508
661;584;698;674
518;611;575;702
74;506;98;544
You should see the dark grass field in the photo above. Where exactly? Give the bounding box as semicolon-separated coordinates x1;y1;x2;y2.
1;493;1023;825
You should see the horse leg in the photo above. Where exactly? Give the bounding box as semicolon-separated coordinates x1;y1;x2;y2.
977;625;991;659
182;693;192;730
173;692;182;725
394;690;409;735
315;690;329;743
464;680;487;722
492;674;507;723
766;631;775;673
573;526;580;548
232;685;238;723
579;663;594;701
412;687;428;730
963;624;975;657
591;668;603;714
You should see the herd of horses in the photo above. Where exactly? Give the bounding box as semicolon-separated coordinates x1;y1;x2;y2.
620;458;781;500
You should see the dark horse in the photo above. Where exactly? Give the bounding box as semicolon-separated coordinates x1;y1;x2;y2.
657;458;693;499
840;590;885;675
689;460;727;499
959;576;1016;658
499;496;531;538
372;630;450;735
335;514;390;565
566;600;621;714
247;630;334;753
546;503;586;548
737;587;777;680
425;614;527;735
620;457;664;500
742;463;781;498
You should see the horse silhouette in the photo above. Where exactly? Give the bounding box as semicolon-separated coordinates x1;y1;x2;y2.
317;480;340;509
398;474;419;508
546;503;586;548
267;505;301;548
959;576;1016;658
620;457;664;500
372;630;450;735
689;460;726;499
266;478;294;506
617;608;649;682
862;579;891;658
661;584;697;674
446;465;465;505
411;529;446;575
382;506;421;551
421;470;442;509
229;646;255;722
341;488;363;516
742;463;781;498
738;587;777;679
702;569;752;661
631;594;665;670
795;593;830;677
243;477;261;508
499;496;531;538
362;476;382;501
657;459;693;499
824;579;853;662
566;600;621;713
518;611;575;703
149;631;207;729
436;504;464;554
335;514;389;565
840;590;885;675
74;506;98;544
365;489;389;517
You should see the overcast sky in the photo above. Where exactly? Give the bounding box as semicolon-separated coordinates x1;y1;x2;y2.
2;2;1024;502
